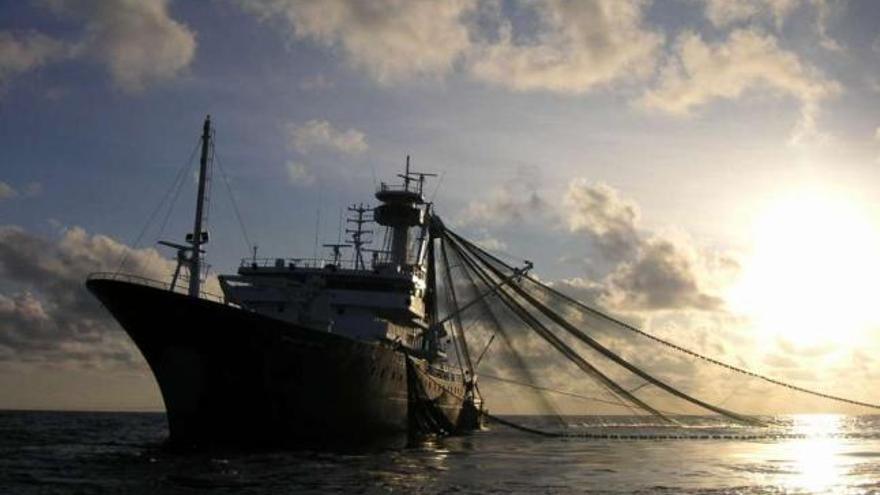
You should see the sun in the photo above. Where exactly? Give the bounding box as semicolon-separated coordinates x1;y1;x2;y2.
728;187;880;349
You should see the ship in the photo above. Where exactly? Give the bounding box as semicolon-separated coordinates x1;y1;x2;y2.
86;116;492;447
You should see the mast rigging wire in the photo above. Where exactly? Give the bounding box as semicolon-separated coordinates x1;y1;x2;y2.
213;151;253;253
446;232;666;420
114;139;201;275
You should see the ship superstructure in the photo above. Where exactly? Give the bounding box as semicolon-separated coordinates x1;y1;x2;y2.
218;159;437;354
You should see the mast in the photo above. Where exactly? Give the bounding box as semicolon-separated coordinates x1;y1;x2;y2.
346;203;373;270
189;115;212;297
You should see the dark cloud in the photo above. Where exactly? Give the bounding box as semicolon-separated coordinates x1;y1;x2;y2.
0;225;172;366
563;179;640;264
563;180;725;312
604;238;723;311
549;277;604;307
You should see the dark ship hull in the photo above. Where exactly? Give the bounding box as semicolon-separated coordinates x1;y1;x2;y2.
87;277;471;447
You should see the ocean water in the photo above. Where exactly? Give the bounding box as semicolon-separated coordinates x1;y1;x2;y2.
2;411;880;494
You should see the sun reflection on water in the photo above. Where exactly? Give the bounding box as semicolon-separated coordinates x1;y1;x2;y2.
778;414;846;493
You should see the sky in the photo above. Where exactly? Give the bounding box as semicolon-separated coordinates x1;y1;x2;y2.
1;0;879;412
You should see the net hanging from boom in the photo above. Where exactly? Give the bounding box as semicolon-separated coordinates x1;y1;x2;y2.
430;219;880;436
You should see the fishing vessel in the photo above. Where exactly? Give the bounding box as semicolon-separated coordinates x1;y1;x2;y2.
88;116;880;449
86;116;487;447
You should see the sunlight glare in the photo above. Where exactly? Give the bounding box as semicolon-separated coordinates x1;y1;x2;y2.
728;188;880;349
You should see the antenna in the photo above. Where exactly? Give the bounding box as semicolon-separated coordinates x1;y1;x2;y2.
346;203;374;270
338;207;343;244
396;155;437;196
322;243;350;266
313;208;320;261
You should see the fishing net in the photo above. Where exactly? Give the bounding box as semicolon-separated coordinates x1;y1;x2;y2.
432;224;880;436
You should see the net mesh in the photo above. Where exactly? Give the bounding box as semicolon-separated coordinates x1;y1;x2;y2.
433;225;880;435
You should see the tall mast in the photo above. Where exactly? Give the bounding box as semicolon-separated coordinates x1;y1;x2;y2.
346;203;373;270
189;115;212;297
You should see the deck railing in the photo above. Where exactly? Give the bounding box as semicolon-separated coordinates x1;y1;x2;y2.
240;257;360;270
87;272;228;304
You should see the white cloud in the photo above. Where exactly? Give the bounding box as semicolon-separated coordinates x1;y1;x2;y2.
457;168;550;227
287;119;367;155
468;0;662;93
238;0;663;95
238;0;475;84
640;29;840;143
0;30;68;85
285;161;315;186
45;0;196;92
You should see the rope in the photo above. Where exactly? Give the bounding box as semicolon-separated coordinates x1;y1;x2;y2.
447;233;671;421
114;139;201;274
213;151;253;252
446;245;567;426
155;143;201;242
410;351;821;441
450;228;880;412
480;373;649;410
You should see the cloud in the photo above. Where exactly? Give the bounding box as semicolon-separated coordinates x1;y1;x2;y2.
468;0;662;93
238;0;475;84
285;160;315;186
44;0;196;92
699;0;801;27
697;0;842;51
812;0;842;51
564;180;640;264
640;29;840;143
0;181;17;200
562;179;724;311
298;73;333;91
23;182;42;197
459;187;548;227
0;30;68;85
287;119;368;155
0;225;174;366
473;236;508;252
549;277;605;307
0;181;42;200
237;0;662;94
602;237;723;311
457;166;549;227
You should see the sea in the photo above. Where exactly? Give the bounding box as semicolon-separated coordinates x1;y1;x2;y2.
2;411;880;494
